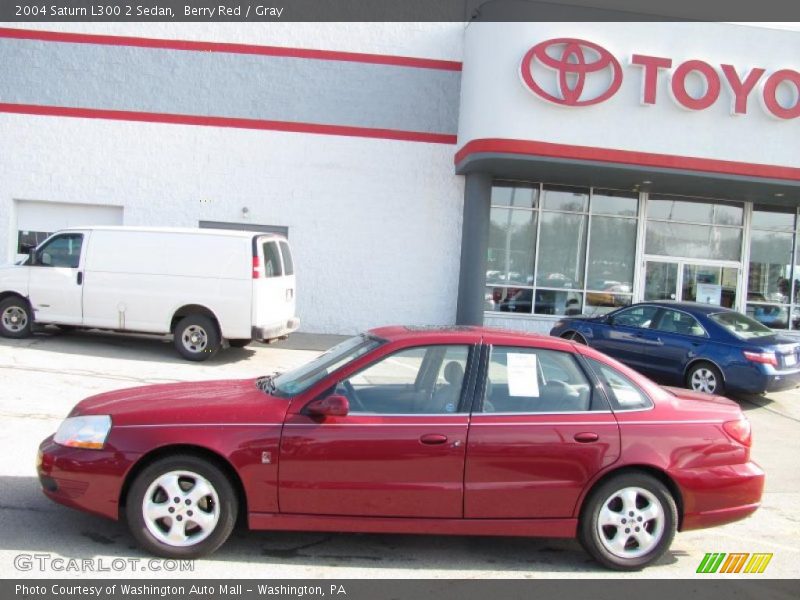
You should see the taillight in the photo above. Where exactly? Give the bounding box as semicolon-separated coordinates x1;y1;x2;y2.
743;350;778;366
252;256;260;279
723;418;752;447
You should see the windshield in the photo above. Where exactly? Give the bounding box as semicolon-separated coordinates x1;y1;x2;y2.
710;312;775;340
272;334;384;395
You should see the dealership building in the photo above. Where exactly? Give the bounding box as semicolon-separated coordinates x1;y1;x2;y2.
1;21;799;334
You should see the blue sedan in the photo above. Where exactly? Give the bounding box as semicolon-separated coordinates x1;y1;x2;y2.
550;301;800;395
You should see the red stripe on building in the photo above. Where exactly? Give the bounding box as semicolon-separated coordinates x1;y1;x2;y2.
455;138;800;182
0;103;458;145
0;27;463;71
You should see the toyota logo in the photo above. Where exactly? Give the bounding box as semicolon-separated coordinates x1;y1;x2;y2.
520;38;623;106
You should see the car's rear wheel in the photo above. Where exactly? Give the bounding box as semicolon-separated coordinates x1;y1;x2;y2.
228;339;251;348
173;315;220;361
126;454;237;558
579;472;677;570
686;362;725;395
0;296;33;338
560;331;587;345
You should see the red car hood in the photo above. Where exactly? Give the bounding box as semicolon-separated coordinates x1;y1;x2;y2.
69;378;290;426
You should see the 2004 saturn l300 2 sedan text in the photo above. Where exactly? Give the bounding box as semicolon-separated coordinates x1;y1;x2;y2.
37;326;764;570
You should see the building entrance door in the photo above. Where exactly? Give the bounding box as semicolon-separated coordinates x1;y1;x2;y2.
642;259;739;309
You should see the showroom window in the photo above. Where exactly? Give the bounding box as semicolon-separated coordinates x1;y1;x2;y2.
486;182;638;317
746;205;797;330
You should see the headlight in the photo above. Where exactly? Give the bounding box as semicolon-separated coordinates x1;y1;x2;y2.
54;415;112;450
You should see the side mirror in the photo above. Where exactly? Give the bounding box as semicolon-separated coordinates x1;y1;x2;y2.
305;394;349;417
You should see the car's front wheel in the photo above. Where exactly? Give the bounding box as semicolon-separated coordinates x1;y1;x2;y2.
125;455;238;558
0;296;33;338
579;472;677;570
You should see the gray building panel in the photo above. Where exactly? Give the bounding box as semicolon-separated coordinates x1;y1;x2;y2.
0;38;460;135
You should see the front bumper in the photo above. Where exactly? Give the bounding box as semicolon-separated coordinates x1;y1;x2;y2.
252;316;300;341
673;461;765;531
37;435;133;521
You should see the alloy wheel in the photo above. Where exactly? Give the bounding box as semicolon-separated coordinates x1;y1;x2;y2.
690;368;718;393
596;486;665;559
142;471;220;547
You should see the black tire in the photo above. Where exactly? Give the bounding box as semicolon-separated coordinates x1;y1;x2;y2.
0;296;33;339
561;331;587;345
125;454;238;559
686;362;725;395
579;472;677;571
173;315;220;361
228;339;251;348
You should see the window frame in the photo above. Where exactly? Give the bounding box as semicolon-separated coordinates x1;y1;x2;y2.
34;232;84;269
486;181;639;319
473;344;611;415
331;343;479;416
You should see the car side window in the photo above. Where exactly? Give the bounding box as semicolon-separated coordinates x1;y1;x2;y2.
653;309;706;337
279;241;294;276
586;358;653;410
482;346;594;413
609;305;658;328
35;234;83;268
339;345;470;414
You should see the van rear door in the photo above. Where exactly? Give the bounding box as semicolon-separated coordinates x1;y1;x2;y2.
252;237;296;337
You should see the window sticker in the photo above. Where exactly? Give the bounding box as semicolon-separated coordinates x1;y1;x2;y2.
506;353;540;397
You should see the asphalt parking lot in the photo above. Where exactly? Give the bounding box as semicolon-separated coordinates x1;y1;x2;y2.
1;329;798;579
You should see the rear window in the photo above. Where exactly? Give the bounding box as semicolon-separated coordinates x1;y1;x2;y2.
262;241;283;277
279;241;294;275
710;312;774;339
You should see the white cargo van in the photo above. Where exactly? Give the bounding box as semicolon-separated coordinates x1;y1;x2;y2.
0;227;299;361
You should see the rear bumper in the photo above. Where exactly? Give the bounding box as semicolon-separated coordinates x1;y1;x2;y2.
252;317;300;341
673;461;765;531
727;365;800;394
37;435;133;521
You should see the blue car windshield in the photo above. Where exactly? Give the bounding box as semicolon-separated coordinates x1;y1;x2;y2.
709;312;774;340
272;334;384;395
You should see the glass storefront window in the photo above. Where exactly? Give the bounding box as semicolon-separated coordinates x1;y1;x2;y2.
748;230;793;304
535;212;587;288
486;286;533;314
682;265;738;308
541;185;589;212
586;216;637;292
491;182;539;209
647;196;743;225
591;190;638;217
487;208;537;285
534;290;583;316
752;205;795;230
644;221;742;261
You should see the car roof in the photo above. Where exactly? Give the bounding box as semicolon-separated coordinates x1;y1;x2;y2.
367;325;578;350
633;301;734;316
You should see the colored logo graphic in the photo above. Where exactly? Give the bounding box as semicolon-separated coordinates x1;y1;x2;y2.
696;552;773;574
520;38;622;106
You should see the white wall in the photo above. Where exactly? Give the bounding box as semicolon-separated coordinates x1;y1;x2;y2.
0;114;465;333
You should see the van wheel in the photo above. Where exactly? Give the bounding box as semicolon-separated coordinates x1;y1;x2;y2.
0;297;33;339
579;472;677;570
173;315;220;361
125;454;237;558
228;339;251;348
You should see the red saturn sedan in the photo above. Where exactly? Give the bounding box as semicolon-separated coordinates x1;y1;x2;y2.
37;326;763;570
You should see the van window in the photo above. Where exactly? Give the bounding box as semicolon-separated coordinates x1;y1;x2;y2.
262;242;283;277
36;234;83;268
279;241;294;275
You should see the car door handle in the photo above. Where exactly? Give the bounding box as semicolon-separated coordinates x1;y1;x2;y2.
420;434;448;445
574;432;599;443
77;272;83;285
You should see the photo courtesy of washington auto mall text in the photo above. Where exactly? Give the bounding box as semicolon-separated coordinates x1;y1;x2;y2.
1;0;800;599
